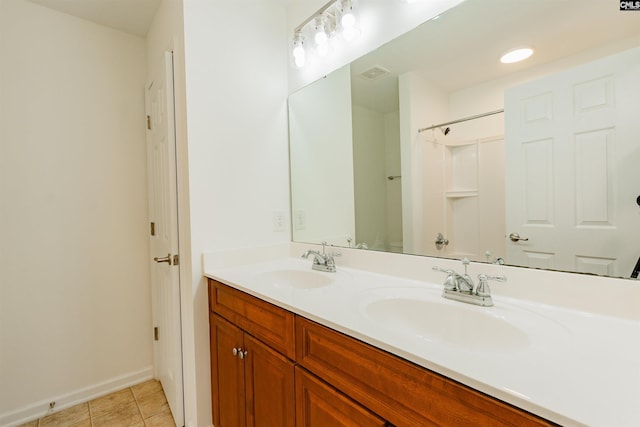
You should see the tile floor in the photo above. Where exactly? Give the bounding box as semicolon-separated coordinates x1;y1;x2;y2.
16;379;176;427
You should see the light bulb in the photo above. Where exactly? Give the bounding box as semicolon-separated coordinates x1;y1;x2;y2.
315;30;328;45
340;1;359;42
292;32;305;68
341;11;355;29
293;45;305;68
314;17;328;45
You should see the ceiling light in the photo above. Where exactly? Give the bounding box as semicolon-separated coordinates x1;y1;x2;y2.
500;47;534;64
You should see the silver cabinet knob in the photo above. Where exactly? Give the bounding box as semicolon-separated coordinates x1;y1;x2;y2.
232;347;248;359
508;233;529;242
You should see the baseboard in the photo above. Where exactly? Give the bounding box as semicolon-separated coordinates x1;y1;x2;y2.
0;366;154;427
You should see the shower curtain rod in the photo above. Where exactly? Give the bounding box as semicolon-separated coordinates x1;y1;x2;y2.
417;109;504;133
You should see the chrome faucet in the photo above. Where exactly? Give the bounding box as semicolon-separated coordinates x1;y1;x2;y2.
302;242;340;273
346;236;368;249
433;258;506;307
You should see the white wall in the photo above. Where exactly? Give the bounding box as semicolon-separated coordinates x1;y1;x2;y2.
181;1;289;426
352;105;402;251
399;72;449;256
352;104;387;249
0;0;152;424
384;111;403;251
290;66;355;246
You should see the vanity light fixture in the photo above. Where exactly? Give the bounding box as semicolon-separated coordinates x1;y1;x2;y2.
291;0;360;68
500;47;534;64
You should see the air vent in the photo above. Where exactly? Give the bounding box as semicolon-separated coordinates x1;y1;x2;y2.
358;65;390;80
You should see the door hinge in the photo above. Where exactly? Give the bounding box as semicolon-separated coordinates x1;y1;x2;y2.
154;327;159;341
172;254;180;266
146;115;152;130
150;222;155;236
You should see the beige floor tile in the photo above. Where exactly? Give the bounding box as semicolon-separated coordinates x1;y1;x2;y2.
89;387;135;419
91;400;144;427
39;403;90;427
137;390;170;419
144;411;177;427
26;381;174;427
131;380;163;399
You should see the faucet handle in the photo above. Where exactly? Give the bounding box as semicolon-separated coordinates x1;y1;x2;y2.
476;274;507;297
433;266;453;274
433;266;457;290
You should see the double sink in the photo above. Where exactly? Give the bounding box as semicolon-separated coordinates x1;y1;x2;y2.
206;254;640;426
252;262;566;352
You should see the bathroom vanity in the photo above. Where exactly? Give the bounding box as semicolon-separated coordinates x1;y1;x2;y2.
209;279;552;426
204;244;640;427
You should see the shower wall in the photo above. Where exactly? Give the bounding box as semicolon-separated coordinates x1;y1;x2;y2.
399;72;506;262
352;105;402;251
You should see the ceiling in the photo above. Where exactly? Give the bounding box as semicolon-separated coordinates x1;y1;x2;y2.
26;0;162;37
351;0;640;113
25;0;296;37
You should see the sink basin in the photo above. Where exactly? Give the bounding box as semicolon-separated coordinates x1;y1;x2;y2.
363;293;531;350
257;269;334;289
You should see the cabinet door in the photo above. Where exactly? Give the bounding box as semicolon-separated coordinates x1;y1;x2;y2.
296;316;553;427
295;366;387;427
245;334;295;427
211;314;246;427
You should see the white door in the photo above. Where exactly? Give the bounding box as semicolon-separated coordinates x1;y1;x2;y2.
146;51;184;425
505;47;640;276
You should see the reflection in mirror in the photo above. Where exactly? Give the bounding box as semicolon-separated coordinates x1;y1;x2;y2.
288;0;640;279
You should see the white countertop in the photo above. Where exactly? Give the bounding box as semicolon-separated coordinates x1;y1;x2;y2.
203;244;640;427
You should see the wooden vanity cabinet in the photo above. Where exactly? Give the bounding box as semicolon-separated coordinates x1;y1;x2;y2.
209;279;555;427
209;281;295;427
296;317;555;427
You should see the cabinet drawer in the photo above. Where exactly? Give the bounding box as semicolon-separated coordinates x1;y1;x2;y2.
210;279;295;359
295;366;388;427
296;317;555;427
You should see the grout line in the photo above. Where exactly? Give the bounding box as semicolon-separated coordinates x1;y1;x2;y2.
87;399;94;427
130;386;146;423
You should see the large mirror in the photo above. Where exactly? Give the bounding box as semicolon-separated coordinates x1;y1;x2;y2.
289;0;640;279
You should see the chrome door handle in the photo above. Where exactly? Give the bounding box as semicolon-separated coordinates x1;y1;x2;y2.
154;254;172;264
508;233;529;242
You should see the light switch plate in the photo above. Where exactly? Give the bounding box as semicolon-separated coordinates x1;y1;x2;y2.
273;211;286;232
